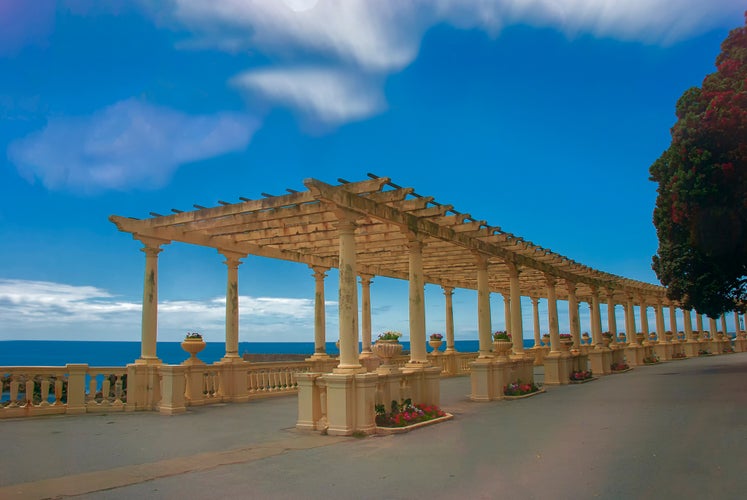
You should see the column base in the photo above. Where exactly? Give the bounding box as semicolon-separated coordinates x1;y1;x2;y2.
134;357;162;365
219;354;244;364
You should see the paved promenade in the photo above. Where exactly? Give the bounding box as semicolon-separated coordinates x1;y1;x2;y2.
1;353;746;499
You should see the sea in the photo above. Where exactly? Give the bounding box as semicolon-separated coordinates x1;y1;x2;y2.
0;339;536;367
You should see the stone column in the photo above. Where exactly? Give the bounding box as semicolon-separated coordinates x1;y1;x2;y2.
696;313;704;335
407;235;428;365
136;238;168;364
733;311;742;336
590;287;603;348
669;305;678;335
720;315;727;335
531;295;541;347
625;294;637;341
335;212;362;373
683;309;694;338
545;274;560;353
566;281;580;348
503;293;512;335
507;262;524;355
606;289;618;344
443;286;457;353
220;251;245;362
655;302;666;341
359;274;374;359
638;296;649;340
709;317;718;337
475;253;492;358
309;266;329;358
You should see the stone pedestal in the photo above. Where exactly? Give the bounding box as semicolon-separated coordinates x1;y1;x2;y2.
322;372;379;436
588;348;611;375
159;365;187;415
528;346;549;366
654;342;671;361
625;345;643;366
296;373;323;431
544;352;571;385
735;337;747;353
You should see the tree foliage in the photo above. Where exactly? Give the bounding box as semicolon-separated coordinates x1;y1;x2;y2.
650;14;747;317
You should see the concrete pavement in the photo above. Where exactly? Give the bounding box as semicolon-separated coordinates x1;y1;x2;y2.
1;353;746;499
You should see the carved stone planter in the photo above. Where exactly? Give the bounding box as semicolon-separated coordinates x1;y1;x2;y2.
492;340;512;357
181;338;206;364
372;340;403;367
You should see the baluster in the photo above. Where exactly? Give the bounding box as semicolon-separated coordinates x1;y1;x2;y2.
114;376;123;405
40;378;51;406
101;378;111;406
9;377;19;407
88;377;98;405
25;379;35;407
54;378;63;405
248;371;257;394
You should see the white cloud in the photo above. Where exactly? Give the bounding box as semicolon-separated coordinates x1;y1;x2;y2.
8;99;259;193
158;0;743;126
0;279;336;342
232;66;385;125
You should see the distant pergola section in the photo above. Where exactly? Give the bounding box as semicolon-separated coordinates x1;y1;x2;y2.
110;174;670;368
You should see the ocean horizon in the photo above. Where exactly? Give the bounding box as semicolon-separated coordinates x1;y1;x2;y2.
0;339;536;367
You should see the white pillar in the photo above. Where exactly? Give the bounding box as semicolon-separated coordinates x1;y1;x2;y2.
669;305;678;334
566;281;580;348
545;274;560;353
221;251;245;361
639;297;649;338
335;213;362;373
137;238;168;364
359;274;373;357
720;315;727;335
709;317;718;337
696;313;704;334
655;302;666;341
443;286;457;353
733;311;741;335
407;235;428;365
531;295;541;347
475;254;492;358
310;266;329;357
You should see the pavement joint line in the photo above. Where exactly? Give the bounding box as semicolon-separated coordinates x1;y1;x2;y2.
0;434;349;499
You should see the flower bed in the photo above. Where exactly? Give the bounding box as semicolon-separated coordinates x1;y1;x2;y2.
610;361;631;373
375;399;447;429
723;346;735;354
671;352;687;359
698;349;712;356
569;370;595;383
642;354;660;364
503;380;543;399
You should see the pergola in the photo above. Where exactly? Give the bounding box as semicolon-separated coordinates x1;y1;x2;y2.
110;174;671;370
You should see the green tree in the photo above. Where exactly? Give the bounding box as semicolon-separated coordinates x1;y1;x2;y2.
650;14;747;318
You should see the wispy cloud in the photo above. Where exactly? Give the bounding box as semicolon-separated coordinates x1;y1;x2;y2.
232;66;385;125
0;279;334;342
161;0;742;126
8;99;259;193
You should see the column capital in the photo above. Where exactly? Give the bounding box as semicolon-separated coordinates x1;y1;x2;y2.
310;265;329;280
504;259;521;277
543;273;557;287
442;285;454;296
565;279;577;295
332;208;360;230
529;295;540;304
134;235;170;250
472;251;489;269
358;274;374;285
218;249;247;265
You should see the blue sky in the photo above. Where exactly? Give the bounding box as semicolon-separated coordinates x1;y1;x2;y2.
0;0;744;343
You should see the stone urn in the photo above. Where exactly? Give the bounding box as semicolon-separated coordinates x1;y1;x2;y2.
665;332;674;342
559;338;573;352
582;333;591;345
716;332;724;340
542;335;551;347
492;340;513;357
428;338;443;354
181;337;206;364
635;333;645;345
372;339;403;368
602;336;612;348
